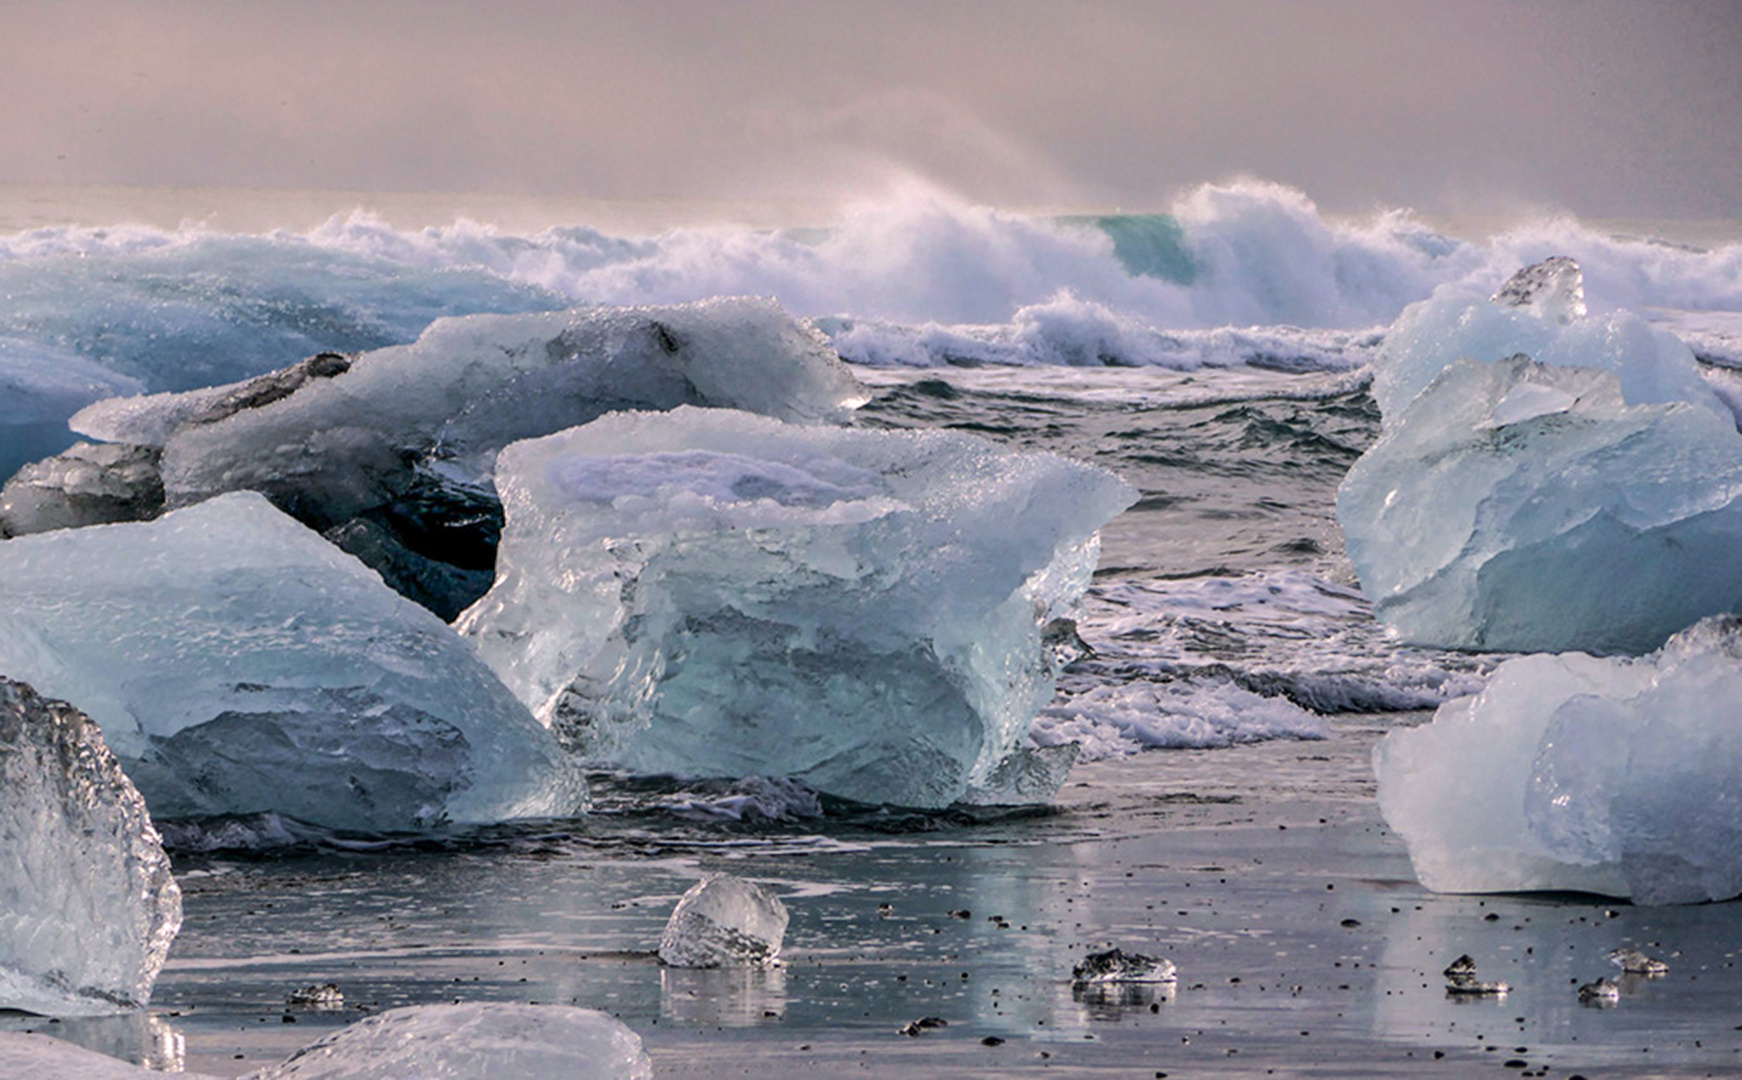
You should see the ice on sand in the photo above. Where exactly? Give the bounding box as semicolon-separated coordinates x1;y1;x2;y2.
1375;615;1742;904
458;407;1136;808
658;875;790;968
1340;258;1742;654
0;492;587;831
0;678;181;1016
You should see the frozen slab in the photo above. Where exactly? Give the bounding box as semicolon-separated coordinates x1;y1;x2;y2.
1375;614;1742;904
0;678;181;1015
1369;258;1726;426
60;298;866;617
658;874;790;968
1339;353;1742;653
260;1003;651;1080
0;492;587;832
459;407;1135;807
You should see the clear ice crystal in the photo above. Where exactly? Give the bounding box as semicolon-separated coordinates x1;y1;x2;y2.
1340;352;1742;654
658;875;790;969
0;678;181;1015
1376;614;1742;904
0;491;587;832
458;406;1134;808
1070;948;1179;985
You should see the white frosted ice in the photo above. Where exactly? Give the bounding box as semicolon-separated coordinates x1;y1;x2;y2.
261;1003;651;1080
0;492;587;831
458;406;1136;807
1340;353;1742;653
0;678;181;1015
1375;614;1742;904
1368;258;1727;427
658;874;791;968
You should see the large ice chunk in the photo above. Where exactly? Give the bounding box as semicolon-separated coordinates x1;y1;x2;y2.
1369;258;1726;426
58;299;866;618
658;874;790;968
1339;353;1742;653
263;1003;652;1080
1376;615;1742;904
458;407;1136;807
0;492;587;831
0;678;181;1015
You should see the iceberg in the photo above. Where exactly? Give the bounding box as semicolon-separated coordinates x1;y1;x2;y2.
1339;259;1742;653
0;492;587;831
658;874;790;968
0;678;181;1015
1375;615;1742;904
47;299;866;618
458;407;1136;807
264;1003;652;1080
0;1033;218;1080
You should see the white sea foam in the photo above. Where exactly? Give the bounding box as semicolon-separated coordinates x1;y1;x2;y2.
1040;569;1497;760
3;180;1736;388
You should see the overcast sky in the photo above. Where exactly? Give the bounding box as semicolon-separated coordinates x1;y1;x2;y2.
3;0;1739;220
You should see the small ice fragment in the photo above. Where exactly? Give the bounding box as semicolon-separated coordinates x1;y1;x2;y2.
0;678;181;1016
1444;979;1511;996
1070;948;1179;985
460;407;1134;808
263;1002;651;1079
1577;976;1621;1004
658;875;790;968
1491;256;1587;324
286;983;345;1010
898;1016;948;1037
1442;954;1478;979
1608;948;1669;976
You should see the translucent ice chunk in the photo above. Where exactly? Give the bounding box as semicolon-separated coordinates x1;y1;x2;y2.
458;407;1135;807
1375;615;1742;904
0;492;587;831
0;441;164;537
0;678;181;1015
1339;354;1742;653
263;1003;652;1080
658;874;790;969
1070;948;1178;985
1369;258;1725;426
1490;255;1587;324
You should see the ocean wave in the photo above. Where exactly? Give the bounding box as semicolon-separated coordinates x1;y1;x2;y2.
1;179;1738;440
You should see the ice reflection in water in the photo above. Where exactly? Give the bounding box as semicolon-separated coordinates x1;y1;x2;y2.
659;966;788;1027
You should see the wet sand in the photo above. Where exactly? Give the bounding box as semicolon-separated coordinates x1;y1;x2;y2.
11;713;1742;1078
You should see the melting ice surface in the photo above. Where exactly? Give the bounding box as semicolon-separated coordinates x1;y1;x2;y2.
459;406;1136;808
658;875;790;969
0;492;586;832
1376;615;1742;905
1339;258;1742;653
0;678;181;1015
